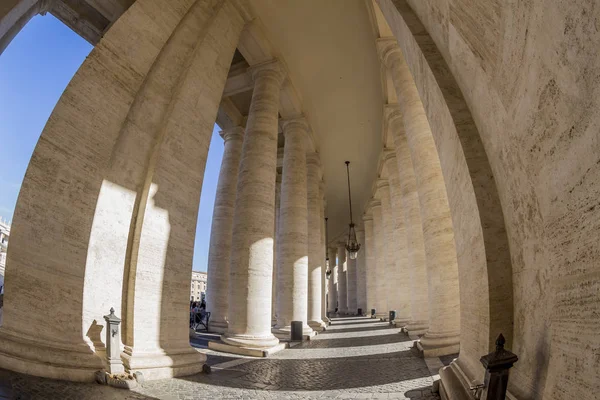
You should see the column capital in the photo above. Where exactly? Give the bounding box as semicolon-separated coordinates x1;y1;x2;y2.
248;59;287;85
219;126;244;142
362;213;373;222
376;38;403;67
281;115;309;136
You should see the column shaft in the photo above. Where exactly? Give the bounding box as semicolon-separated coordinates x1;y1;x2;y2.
380;42;460;355
328;247;338;313
206;127;244;333
384;153;411;325
356;227;367;315
272;172;282;324
389;112;429;335
274;118;313;336
319;183;329;323
223;60;286;349
363;213;376;316
371;201;388;319
307;154;325;330
337;244;348;314
378;179;400;318
347;256;358;314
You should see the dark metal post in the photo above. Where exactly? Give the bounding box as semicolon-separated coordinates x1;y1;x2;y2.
371;308;376;318
291;321;303;341
480;334;518;400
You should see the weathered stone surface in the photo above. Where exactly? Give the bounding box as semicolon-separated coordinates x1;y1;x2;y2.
0;0;246;381
223;59;285;350
307;153;326;330
378;37;460;356
273;117;313;337
206;126;245;334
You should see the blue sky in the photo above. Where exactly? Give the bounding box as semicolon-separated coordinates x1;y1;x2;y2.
0;14;222;272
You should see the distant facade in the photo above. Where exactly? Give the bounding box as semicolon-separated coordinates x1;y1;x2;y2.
190;271;207;302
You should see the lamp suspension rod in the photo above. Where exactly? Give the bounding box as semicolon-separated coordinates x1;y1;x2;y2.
345;161;354;224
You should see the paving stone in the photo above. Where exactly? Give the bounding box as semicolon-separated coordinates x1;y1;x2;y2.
0;316;439;399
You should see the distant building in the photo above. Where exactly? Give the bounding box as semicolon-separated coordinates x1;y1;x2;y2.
190;271;207;302
0;218;10;292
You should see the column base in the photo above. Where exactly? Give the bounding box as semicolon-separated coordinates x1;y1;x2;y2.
375;312;388;321
207;320;228;334
416;331;460;357
208;340;287;357
0;328;104;382
307;319;326;332
272;324;315;340
439;359;476;400
122;344;206;381
392;318;410;328
402;320;429;336
221;332;280;349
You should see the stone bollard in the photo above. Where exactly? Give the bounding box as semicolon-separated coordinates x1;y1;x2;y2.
291;321;303;341
479;334;518;400
103;308;125;375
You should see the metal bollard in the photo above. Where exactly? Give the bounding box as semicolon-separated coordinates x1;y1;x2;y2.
480;334;518;400
357;308;363;316
291;321;303;341
371;308;376;318
389;310;396;325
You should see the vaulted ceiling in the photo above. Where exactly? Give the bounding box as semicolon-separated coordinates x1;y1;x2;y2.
249;0;384;242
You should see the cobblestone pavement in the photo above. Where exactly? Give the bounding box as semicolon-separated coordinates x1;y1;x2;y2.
0;316;443;399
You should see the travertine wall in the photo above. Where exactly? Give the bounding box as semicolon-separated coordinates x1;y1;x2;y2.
378;0;600;397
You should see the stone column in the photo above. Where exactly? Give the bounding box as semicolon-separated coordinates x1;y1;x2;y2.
223;59;286;350
206;126;244;333
363;211;376;316
386;108;429;335
355;226;367;315
346;250;358;315
307;153;326;331
383;151;411;326
337;243;348;314
377;178;400;319
371;199;388;319
378;41;460;355
319;182;330;323
273;117;313;337
272;172;282;325
328;246;338;313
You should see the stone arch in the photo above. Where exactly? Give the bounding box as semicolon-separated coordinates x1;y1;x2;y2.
375;0;514;391
0;0;247;381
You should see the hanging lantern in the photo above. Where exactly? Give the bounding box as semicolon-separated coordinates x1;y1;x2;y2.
344;161;360;259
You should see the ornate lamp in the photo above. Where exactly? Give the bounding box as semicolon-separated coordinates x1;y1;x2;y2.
344;161;360;259
325;217;332;279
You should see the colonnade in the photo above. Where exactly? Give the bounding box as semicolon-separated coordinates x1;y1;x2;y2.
205;64;329;348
